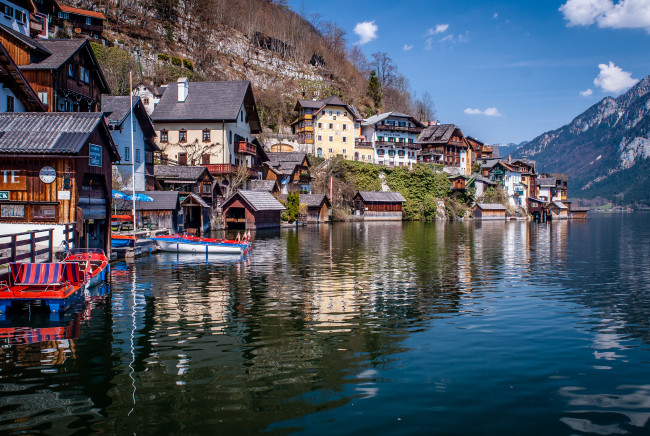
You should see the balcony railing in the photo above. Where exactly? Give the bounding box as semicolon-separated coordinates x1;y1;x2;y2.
355;141;373;149
377;124;422;134
236;141;256;155
203;164;237;175
376;140;420;149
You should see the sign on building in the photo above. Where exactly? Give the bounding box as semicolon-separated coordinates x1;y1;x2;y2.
89;144;102;167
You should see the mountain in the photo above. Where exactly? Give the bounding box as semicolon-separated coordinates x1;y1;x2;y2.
492;142;526;158
515;76;650;205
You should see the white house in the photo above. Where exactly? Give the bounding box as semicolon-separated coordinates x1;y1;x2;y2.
0;0;31;36
489;161;527;210
103;95;159;191
358;112;423;168
133;82;166;116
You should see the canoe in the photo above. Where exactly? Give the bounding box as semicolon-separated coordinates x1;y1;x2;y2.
63;248;110;288
149;234;250;255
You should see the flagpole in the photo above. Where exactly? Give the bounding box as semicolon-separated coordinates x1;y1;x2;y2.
130;71;136;238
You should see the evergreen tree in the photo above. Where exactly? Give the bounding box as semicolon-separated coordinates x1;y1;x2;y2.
367;70;382;109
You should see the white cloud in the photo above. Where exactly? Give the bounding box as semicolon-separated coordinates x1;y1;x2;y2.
559;0;650;32
440;34;454;42
354;21;378;44
403;44;413;51
464;107;502;116
580;88;594;96
424;37;433;51
593;61;638;92
493;12;499;19
426;24;449;35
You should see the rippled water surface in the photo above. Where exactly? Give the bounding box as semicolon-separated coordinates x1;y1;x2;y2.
2;214;650;435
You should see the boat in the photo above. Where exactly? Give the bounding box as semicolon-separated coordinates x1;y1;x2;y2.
111;234;136;248
0;262;87;313
63;248;110;288
149;234;250;255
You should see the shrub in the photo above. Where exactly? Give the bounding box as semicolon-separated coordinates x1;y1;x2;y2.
158;53;170;62
171;56;182;66
182;59;193;70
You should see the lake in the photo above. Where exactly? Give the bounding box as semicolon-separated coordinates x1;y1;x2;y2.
1;213;650;435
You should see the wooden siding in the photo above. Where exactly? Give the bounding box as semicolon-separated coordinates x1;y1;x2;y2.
0;34;30;65
22;70;53;111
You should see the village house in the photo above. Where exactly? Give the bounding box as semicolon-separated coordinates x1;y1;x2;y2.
0;0;31;36
570;205;590;220
488;161;527;210
0;41;46;112
417;124;472;175
473;203;507;220
221;190;285;230
151;78;263;196
353;191;406;221
0;25;110;111
0;112;119;253
291;96;362;160
262;152;311;194
545;201;569;220
32;0;105;40
358;112;423;167
132;82;166;116
466;136;494;161
102;95;159;192
299;193;330;223
468;174;495;199
113;190;181;233
449;174;466;191
537;173;568;202
249;179;280;195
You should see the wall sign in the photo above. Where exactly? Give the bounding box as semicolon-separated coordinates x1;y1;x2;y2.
89;144;102;167
39;166;57;184
0;191;8;200
58;190;71;200
0;169;26;190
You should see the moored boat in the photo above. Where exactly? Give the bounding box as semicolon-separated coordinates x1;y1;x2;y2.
63;248;110;288
149;234;250;255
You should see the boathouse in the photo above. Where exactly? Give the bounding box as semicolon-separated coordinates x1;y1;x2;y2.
114;191;181;233
545;201;569;220
473;203;507;220
353;191;406;220
221;190;285;230
299;194;330;223
448;174;466;191
0;112;119;253
570;206;590;220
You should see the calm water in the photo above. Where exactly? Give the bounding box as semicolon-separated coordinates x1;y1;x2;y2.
1;214;650;435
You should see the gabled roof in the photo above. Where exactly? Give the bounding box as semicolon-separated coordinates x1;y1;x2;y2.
114;191;179;211
266;152;309;177
102;95;157;145
363;111;424;127
0;23;50;54
0;112;118;160
154;165;212;183
249;179;279;192
151;80;261;133
57;4;106;20
537;177;555;187
355;191;406;203
0;41;47;111
181;192;210;208
299;193;330;208
295;95;362;121
417;124;463;144
548;201;568;210
476;203;507;211
225;190;285;211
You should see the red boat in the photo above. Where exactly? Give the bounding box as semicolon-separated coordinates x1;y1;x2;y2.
63;248;110;288
0;262;86;313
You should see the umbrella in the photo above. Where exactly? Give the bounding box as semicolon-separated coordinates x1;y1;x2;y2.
126;193;154;202
112;189;127;199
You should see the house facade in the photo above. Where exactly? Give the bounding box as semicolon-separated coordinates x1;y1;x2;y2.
133;82;166;116
353;191;406;221
473;203;507;220
417;124;472;175
151;78;262;194
359;112;423;167
221;190;285;230
0;40;46;112
292;96;362;160
263;152;311;194
488;161;527;210
0;0;31;36
33;0;105;40
103;96;159;192
299;194;330;223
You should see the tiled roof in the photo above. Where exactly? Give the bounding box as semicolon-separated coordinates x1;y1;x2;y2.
182;192;210;208
102;95;138;124
363;111;422;126
152;80;252;123
227;190;285;211
249;179;278;192
537;178;555;187
0;24;50;53
299;194;329;208
417;124;459;144
114;191;179;211
0;112;110;155
58;4;106;19
550;201;568;209
20;38;86;70
154;165;210;182
356;191;406;203
266;152;308;176
476;203;507;210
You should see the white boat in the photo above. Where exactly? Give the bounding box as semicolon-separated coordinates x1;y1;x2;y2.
149;235;250;255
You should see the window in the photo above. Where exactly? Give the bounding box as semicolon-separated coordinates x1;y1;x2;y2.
240;111;244;122
38;91;48;105
15;10;25;23
68;64;74;78
145;151;153;164
317;122;322;129
344;112;347;117
178;152;187;165
328;148;333;153
179;130;187;142
328;123;333;129
316;147;323;158
317;135;322;141
124;146;130;162
202;154;210;165
1;204;24;218
377;149;385;156
2;4;13;16
143;97;149;105
321;110;325;115
32;204;56;220
202;183;211;194
342;149;347;154
228;130;232;144
160;130;168;142
79;66;89;83
342;137;347;143
333;116;336;120
342;124;347;131
328;136;333;142
336;111;340;116
6;95;14;112
398;150;405;157
202;129;210;142
328;110;332;115
136;149;141;163
86;17;91;25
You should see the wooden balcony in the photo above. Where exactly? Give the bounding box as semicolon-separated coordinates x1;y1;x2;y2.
203;164;237;175
376;140;420;149
236;141;256;155
355;141;373;149
377;124;422;134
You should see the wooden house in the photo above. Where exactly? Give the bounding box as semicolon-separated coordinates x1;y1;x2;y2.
353;191;406;220
449;174;466;191
263;152;311;194
545;201;569;220
32;0;105;40
0;26;109;112
466;136;493;160
299;194;330;223
473;203;507;220
0;112;119;253
417;124;471;175
113;191;181;233
0;40;46;112
221;190;285;230
570;206;590;220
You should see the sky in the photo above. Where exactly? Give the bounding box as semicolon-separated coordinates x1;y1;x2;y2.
288;0;650;145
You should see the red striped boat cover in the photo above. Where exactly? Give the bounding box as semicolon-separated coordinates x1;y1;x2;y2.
9;263;82;285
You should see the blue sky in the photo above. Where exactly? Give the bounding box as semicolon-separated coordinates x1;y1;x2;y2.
288;0;650;144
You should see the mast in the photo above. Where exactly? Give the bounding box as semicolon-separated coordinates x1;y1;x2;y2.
130;71;136;237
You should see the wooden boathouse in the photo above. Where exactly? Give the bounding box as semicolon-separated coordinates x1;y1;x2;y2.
545;201;569;220
0;112;119;253
221;190;285;230
353;191;406;220
113;191;181;233
299;194;330;223
473;203;507;220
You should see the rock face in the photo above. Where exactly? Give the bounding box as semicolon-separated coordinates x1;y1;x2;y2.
516;76;650;204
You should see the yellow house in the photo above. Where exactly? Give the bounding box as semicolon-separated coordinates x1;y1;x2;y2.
151;78;262;190
292;96;362;160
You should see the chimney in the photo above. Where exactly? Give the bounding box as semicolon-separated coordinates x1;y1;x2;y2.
177;77;189;102
508;155;512;162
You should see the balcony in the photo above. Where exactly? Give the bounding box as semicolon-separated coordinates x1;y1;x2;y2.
236;141;256;155
377;124;422;134
376;140;420;149
355;141;373;149
203;164;237;175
